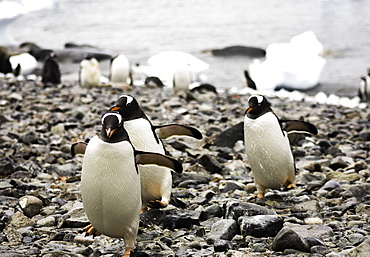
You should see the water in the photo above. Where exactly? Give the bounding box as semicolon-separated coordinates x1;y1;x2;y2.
5;0;370;96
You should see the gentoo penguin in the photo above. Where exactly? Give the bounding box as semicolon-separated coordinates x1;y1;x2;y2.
79;55;101;87
109;54;132;84
144;76;165;88
173;65;191;94
110;95;202;211
9;52;38;76
244;95;317;198
359;68;370;102
242;70;257;90
190;83;218;94
81;111;182;256
0;46;13;74
41;52;61;86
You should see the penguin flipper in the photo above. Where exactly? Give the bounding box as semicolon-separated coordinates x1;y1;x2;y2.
135;151;183;173
280;120;318;135
71;141;88;157
154;124;203;140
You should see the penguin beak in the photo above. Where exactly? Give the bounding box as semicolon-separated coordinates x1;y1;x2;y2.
105;128;116;138
110;106;121;111
246;107;253;113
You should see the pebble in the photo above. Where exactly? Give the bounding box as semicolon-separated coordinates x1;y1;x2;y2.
18;195;44;218
238;215;283;237
271;227;310;252
0;79;370;256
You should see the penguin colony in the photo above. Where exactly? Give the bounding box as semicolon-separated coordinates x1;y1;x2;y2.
71;91;318;255
1;43;369;102
1;45;322;255
72;94;203;256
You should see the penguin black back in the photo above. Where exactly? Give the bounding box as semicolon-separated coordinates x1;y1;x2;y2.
144;76;165;88
0;46;12;74
246;95;272;119
41;52;61;85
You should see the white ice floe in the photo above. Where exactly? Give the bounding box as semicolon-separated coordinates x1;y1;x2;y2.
134;51;209;87
249;31;326;91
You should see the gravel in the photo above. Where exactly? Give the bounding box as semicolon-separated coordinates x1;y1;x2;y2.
0;76;370;256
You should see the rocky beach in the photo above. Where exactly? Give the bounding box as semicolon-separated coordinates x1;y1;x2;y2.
0;76;370;257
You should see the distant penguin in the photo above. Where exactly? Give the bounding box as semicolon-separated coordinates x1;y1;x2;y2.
79;55;101;87
173;66;191;94
244;95;317;197
41;52;61;86
109;54;131;84
110;95;202;211
9;52;38;76
144;76;165;88
0;46;12;75
188;83;218;102
243;70;257;90
81;111;182;256
359;68;370;102
190;83;218;94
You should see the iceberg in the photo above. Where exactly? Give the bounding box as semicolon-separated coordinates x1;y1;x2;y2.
249;31;326;91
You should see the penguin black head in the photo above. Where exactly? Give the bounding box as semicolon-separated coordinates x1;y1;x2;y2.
110;95;147;121
245;95;272;119
84;54;94;61
100;112;129;143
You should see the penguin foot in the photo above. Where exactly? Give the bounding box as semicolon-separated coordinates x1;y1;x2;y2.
147;200;168;209
122;246;133;256
286;183;295;189
84;224;101;237
257;192;265;198
140;207;148;213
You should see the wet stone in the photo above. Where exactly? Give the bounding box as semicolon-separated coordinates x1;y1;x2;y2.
238;215;283;238
271;227;310;253
206;219;238;243
213;239;232;252
198;155;224;174
18;195;44;218
199;204;224;221
224;201;276;220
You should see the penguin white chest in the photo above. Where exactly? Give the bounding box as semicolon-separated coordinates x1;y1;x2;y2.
80;59;101;87
244;112;295;190
81;136;141;238
124;118;164;154
110;55;130;83
173;67;191;93
123;118;172;208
